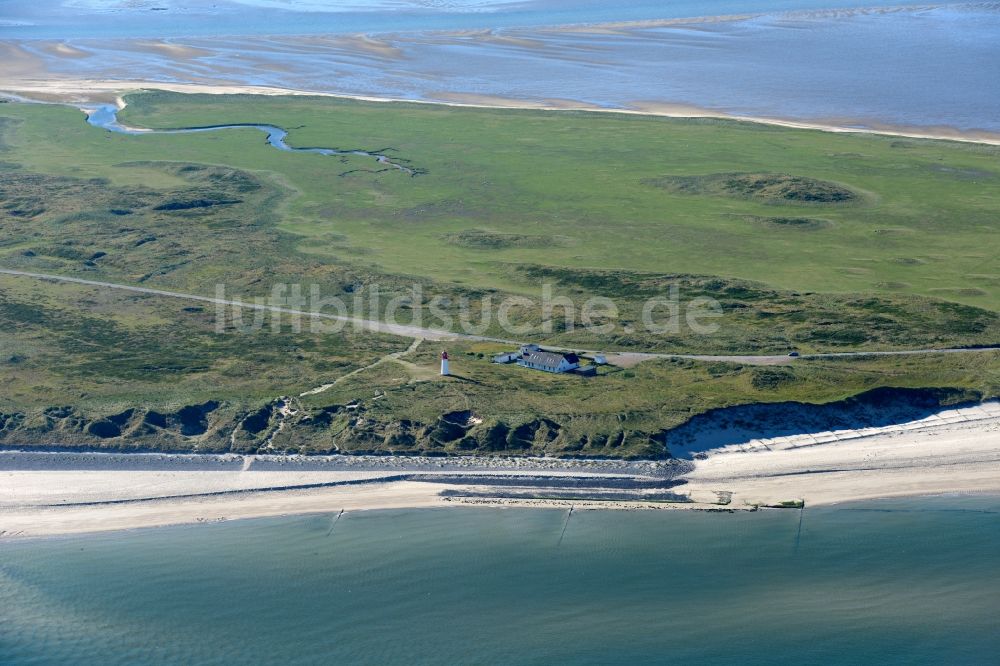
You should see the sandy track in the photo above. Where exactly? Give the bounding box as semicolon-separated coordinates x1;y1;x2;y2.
2;269;997;365
0;268;469;342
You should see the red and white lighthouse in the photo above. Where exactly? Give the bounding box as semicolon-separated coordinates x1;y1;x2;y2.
440;350;450;376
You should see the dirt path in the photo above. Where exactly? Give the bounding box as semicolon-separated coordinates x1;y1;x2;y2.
1;268;998;365
0;268;474;341
299;337;425;397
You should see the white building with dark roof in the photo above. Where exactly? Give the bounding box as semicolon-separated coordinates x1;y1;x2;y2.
493;351;520;364
517;350;580;374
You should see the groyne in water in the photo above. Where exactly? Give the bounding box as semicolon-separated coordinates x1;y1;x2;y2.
83;104;420;176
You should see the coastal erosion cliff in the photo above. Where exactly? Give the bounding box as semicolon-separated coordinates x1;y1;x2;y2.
665;387;992;458
0;387;991;461
1;393;998;536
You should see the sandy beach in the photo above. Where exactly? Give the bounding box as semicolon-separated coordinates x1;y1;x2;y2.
1;402;997;537
681;402;1000;507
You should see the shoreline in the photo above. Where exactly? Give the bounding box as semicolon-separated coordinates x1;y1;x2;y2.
2;402;998;538
3;79;1000;147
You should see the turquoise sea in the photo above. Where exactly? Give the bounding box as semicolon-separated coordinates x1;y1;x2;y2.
2;497;999;664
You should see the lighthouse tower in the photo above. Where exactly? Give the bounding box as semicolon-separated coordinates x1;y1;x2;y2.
440;350;450;376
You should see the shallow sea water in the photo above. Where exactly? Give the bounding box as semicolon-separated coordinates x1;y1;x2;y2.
1;496;999;664
3;0;945;38
7;2;1000;132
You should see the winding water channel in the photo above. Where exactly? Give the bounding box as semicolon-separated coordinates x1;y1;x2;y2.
84;104;417;176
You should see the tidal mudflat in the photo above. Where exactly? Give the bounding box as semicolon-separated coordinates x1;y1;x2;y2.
3;3;1000;137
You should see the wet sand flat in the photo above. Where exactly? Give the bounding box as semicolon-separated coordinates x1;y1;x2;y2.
3;4;999;136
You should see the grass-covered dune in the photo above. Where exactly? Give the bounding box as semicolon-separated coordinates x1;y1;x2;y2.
0;91;997;457
0;273;995;458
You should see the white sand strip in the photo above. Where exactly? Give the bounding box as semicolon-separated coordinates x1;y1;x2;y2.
684;416;1000;508
3;78;1000;146
1;405;998;537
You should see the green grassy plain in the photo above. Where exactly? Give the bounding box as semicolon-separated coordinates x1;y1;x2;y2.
1;94;998;352
113;92;1000;308
0;92;998;456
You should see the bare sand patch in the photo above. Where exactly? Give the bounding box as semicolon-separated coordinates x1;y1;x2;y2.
0;43;46;80
131;40;214;59
35;42;93;59
335;34;403;59
683;404;1000;508
415;29;549;50
628;100;1000;146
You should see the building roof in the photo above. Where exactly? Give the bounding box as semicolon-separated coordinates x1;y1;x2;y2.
521;351;579;369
